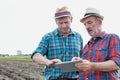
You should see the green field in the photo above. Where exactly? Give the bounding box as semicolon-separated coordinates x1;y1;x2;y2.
0;56;32;61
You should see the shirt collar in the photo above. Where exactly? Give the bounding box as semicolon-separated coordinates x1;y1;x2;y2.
88;32;106;44
54;28;75;36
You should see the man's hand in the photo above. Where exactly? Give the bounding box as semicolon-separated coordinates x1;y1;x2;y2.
75;59;93;71
45;59;62;66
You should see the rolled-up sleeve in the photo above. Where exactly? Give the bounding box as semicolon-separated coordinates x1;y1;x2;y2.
109;34;120;67
31;35;49;59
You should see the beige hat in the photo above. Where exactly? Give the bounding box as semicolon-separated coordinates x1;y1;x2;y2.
55;6;72;19
80;8;104;23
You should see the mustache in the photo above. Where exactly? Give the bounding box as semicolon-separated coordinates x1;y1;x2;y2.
87;28;92;32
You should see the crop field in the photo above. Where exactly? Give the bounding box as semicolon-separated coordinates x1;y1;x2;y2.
0;56;44;80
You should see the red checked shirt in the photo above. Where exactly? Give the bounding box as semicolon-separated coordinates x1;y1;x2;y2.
79;32;120;80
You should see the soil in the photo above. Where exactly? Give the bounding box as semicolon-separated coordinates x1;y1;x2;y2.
0;60;44;80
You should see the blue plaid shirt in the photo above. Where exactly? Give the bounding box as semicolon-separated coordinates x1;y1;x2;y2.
31;28;83;80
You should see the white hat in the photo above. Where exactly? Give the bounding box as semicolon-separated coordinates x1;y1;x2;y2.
55;6;72;19
80;8;104;23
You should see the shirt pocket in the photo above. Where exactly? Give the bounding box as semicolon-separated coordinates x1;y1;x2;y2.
93;47;109;61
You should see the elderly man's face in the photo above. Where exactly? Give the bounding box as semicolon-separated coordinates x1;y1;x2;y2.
83;16;102;37
56;16;72;36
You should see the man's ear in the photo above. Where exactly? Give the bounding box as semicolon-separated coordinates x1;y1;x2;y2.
98;19;102;25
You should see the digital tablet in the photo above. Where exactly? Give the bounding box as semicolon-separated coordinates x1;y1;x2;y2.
55;60;82;72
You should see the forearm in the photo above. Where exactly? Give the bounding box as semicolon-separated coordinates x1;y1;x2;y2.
91;60;119;72
32;53;49;66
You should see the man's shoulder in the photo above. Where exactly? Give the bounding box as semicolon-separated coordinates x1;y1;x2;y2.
102;33;120;43
106;33;119;38
43;29;56;38
101;32;119;38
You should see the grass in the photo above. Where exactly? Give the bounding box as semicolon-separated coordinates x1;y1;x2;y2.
0;56;32;61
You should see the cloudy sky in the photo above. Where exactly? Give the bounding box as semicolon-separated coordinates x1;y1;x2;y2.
0;0;120;55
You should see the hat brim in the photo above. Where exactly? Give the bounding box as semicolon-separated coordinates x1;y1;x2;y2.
80;14;104;23
55;15;71;19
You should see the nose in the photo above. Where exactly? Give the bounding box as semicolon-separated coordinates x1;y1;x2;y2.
61;23;66;28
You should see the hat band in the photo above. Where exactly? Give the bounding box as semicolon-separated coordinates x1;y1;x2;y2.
55;11;71;18
84;13;96;17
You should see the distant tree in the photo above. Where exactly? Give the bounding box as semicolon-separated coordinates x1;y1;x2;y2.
0;54;9;57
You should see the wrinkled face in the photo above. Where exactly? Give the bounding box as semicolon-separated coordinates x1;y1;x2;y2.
83;16;102;37
55;16;72;35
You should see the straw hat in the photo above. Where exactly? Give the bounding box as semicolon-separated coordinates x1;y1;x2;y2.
80;8;104;23
55;6;72;19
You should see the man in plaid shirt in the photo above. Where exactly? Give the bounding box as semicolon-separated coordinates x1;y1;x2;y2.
73;8;120;80
31;6;83;80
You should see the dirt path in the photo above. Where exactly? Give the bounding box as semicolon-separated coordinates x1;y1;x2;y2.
0;60;44;80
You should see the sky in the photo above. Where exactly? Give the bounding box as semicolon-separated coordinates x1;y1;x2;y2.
0;0;120;55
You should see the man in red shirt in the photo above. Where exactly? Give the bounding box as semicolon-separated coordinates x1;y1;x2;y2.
73;8;120;80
